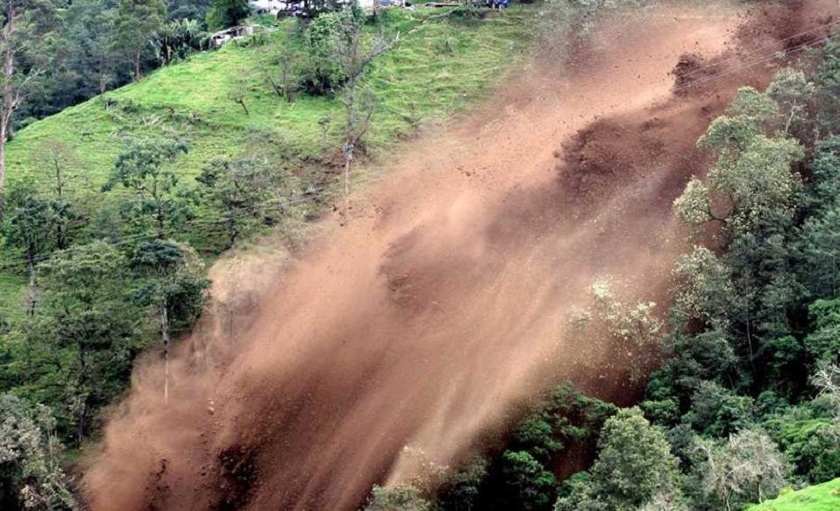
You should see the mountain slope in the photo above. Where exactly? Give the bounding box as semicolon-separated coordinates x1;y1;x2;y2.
0;7;531;320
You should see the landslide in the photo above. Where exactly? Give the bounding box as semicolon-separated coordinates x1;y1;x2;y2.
83;1;838;510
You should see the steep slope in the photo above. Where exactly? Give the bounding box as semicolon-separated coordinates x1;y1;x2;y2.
84;1;838;510
0;8;530;320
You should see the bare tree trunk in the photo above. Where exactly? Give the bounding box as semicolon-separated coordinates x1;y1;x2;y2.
343;146;352;220
25;249;36;316
134;51;141;82
0;3;16;196
161;305;171;405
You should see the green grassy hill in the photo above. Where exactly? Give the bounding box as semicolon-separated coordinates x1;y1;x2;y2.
0;7;532;321
749;479;840;511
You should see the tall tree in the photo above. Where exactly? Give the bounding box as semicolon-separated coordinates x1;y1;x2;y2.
35;241;139;442
331;11;392;219
130;239;207;404
113;0;166;81
0;0;56;196
195;156;275;249
0;394;75;510
103;137;190;239
556;408;683;511
206;0;250;31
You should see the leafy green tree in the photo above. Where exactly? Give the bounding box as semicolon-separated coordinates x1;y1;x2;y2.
130;239;208;404
436;457;488;511
32;140;84;251
556;408;682;511
167;0;213;22
2;184;57;314
113;0;166;81
63;0;122;96
501;451;557;511
0;0;57;198
31;241;139;442
0;0;58;196
196;156;274;249
815;28;840;131
765;68;815;142
206;0;250;30
687;381;755;437
151;18;205;66
103;137;190;239
588;408;682;510
0;393;75;511
673;87;804;241
804;299;840;364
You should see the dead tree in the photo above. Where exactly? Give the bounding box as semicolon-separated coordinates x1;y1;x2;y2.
332;15;396;220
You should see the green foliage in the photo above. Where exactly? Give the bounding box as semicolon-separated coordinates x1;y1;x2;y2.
113;0;167;80
687;381;755;437
501;451;557;511
206;0;251;30
675;85;805;241
301;12;347;95
435;457;488;511
0;393;76;510
102;137;191;239
556;408;682;511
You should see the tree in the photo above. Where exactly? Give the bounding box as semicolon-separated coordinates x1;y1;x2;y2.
102;137;190;239
32;140;83;250
151;18;205;66
167;0;213;22
363;484;432;511
588;408;682;510
0;0;56;196
501;451;557;511
130;239;208;404
196;156;275;249
113;0;166;81
0;394;75;511
263;44;303;103
206;0;250;31
331;11;393;218
673;87;805;242
63;0;122;97
698;429;788;511
34;241;139;442
436;457;488;511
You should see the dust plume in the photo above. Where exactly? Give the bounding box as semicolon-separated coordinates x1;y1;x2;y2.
83;1;838;510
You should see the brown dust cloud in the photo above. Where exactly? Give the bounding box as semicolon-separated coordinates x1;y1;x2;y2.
83;1;838;509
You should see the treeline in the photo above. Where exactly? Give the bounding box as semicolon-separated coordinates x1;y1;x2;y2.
364;28;840;511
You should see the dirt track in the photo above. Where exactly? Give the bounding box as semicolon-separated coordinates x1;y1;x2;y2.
84;1;838;510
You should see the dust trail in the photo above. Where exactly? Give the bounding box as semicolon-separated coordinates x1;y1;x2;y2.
83;1;837;510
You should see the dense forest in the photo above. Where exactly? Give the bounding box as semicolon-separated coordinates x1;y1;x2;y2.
0;0;838;510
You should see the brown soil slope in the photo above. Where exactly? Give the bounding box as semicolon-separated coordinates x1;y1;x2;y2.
84;2;838;510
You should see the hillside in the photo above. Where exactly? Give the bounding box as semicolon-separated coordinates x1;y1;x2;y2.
749;479;840;511
0;7;531;321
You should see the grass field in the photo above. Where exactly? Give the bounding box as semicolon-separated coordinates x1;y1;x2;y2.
0;7;533;320
749;479;840;511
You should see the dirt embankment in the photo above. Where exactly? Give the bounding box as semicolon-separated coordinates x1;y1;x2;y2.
83;1;838;510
